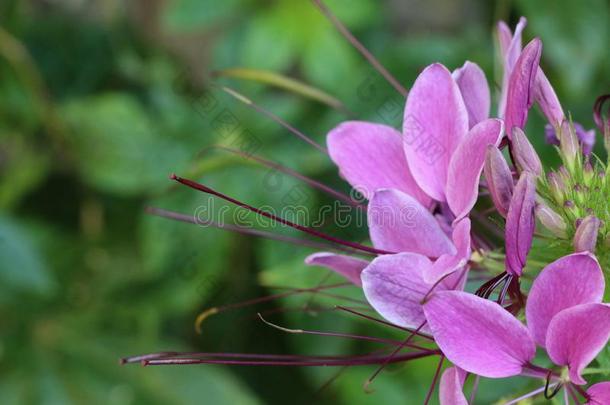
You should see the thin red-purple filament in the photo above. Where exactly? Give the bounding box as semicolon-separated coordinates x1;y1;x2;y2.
170;174;391;256
311;0;408;97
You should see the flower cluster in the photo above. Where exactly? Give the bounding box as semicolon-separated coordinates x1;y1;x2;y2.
124;8;610;404
304;17;610;404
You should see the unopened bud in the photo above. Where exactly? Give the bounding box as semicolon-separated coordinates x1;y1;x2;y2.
559;121;579;171
584;161;594;185
536;202;567;238
547;172;565;204
573;184;586;205
484;145;514;217
564;200;579;218
558;165;570;182
512;128;542;176
573;215;600;253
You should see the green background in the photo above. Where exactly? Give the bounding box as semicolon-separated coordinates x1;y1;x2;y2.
1;0;609;404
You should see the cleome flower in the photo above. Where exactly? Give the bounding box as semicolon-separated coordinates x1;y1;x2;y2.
424;252;610;403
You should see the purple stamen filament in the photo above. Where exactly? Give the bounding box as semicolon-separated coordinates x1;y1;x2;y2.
170;174;392;256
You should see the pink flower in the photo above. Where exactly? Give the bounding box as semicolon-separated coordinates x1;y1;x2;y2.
424;252;610;400
308;63;503;285
360;218;471;331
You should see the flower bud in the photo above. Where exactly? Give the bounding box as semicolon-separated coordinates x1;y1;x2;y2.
559;121;579;171
564;200;579;218
583;160;594;186
512;127;542;176
535;202;567;238
573;215;600;253
484;145;514;217
573;184;586;206
505;172;536;277
547;171;565;204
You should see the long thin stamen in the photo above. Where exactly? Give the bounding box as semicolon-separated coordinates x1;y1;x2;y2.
311;0;408;97
217;85;329;155
504;385;554;405
423;355;445;405
124;351;375;364
171;174;392;256
257;313;430;351
204;145;364;209
335;305;434;341
146;207;362;255
363;321;429;391
194;282;352;333
141;351;438;367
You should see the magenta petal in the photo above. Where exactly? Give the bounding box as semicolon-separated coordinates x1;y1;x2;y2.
368;189;455;257
361;252;436;330
446;119;504;220
498;17;528;118
423;291;536;378
327;121;431;205
426;218;471;286
505;38;542;137
546;303;610;385
587;382;610;405
403;63;469;202
497;21;513;59
526;252;604;347
305;252;369;287
453;61;491;128
535;69;565;127
505;172;536;277
505;17;528;71
439;366;468;405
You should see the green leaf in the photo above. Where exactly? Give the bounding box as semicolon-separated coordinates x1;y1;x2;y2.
60;93;190;196
0;216;55;297
162;0;242;33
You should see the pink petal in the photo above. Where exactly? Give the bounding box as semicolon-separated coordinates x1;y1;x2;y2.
361;252;436;330
526;253;604;347
453;61;491;128
498;17;528;118
446;118;504;220
403;63;469;202
535;69;565;127
546;303;610;385
439;366;468;405
304;252;369;287
505;38;542;137
587;382;610;405
423;291;536;378
497;21;513;59
368;189;455;257
505;172;536;277
327;121;431;205
426;218;471;286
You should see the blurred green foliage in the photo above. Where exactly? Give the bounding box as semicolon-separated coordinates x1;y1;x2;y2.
1;0;608;404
